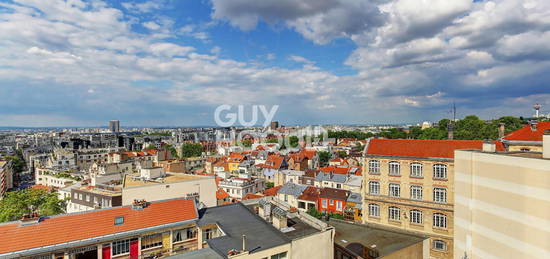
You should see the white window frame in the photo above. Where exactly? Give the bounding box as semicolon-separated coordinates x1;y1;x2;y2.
389;161;400;176
368;204;380;217
389;183;400;197
368;160;380;174
432;240;447;251
433;188;447;203
433;213;447;228
433;164;448;180
410;185;423;200
336;201;343;211
410;209;423;224
322;199;327;208
369;181;380;195
141;233;163;250
410;162;423;177
112;239;131;256
388;206;400;221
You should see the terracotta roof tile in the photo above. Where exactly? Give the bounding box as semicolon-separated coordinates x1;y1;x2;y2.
216;189;230;200
503;122;550;141
366;139;505;159
263;185;282;196
0;199;197;254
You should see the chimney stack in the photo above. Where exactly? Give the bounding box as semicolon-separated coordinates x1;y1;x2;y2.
530;121;538;131
482;140;496;153
543;130;550;159
498;123;505;139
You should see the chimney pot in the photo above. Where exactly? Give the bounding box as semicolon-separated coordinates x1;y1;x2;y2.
482;140;496;153
498;123;505;139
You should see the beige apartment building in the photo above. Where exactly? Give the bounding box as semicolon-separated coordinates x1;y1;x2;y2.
0;159;14;198
363;139;504;259
454;136;550;259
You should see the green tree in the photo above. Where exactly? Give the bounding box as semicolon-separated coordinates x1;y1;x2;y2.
266;182;275;188
318;151;331;166
418;127;446;140
337;151;347;158
161;144;179;158
0;189;65;223
180;143;203;158
288;136;299;148
241;140;253;148
144;144;157;150
265;138;279;144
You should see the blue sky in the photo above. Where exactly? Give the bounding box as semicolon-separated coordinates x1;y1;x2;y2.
1;0;550;127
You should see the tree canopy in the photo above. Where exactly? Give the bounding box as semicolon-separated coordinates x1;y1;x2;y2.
180;143;203;158
0;188;66;223
318;151;331;166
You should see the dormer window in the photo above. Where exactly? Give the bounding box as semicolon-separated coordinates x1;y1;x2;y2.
114;216;124;225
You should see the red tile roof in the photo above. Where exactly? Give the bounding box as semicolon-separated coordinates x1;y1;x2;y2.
0;199;197;254
319;166;350;175
319;187;349;200
366;139;505;159
216;188;230;200
242;193;264;200
263;185;282;196
298;186;320;202
257;154;285;169
502;122;550;141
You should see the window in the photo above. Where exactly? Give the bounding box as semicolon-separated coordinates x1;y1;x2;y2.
389;161;400;176
368;204;380;217
322;199;327;208
114;216;124;225
410;210;423;224
433;188;447;203
329;200;334;205
336;184;341;189
112;239;132;256
410;163;423;177
433;164;447;179
336;201;343;211
433;213;447;228
284;194;288;202
271;252;288;259
389;183;400;197
173;228;197;243
388;206;400;221
368;181;380;195
141;233;163;250
204;228;216;240
432;240;447;251
78;193;83;200
73;193;77;199
368;160;380;174
410;185;423;200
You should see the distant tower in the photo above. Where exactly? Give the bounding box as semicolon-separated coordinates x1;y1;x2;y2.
109;120;120;133
533;104;542;118
270;121;279;130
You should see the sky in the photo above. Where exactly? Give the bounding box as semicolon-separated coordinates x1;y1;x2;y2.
1;0;550;127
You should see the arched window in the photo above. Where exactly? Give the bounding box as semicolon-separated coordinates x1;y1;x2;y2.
389;161;400;176
389;183;400;197
389;206;400;221
433;213;447;228
368;160;380;174
433;164;448;179
410;210;423;224
410;162;423;177
410;185;423;200
433;188;447;203
368;204;380;217
369;181;380;195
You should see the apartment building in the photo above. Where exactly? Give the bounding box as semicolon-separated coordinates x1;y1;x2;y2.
218;176;265;200
454;137;550;259
35;168;82;188
0;199;199;259
0;159;14;198
363;139;504;259
67;183;122;213
122;173;217;207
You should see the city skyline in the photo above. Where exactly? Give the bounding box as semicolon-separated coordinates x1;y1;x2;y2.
1;0;550;127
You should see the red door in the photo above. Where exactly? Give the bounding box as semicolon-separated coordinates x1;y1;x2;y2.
130;240;139;259
102;246;111;259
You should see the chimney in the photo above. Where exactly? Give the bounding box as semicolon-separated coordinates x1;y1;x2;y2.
447;122;454;140
543;130;550;159
530;121;538;131
482;140;496;153
498;123;505;139
242;235;247;251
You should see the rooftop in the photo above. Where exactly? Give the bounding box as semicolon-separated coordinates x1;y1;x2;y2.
366;138;505;159
329;219;425;258
0;198;197;255
503;122;550;142
198;203;290;258
123;173;209;188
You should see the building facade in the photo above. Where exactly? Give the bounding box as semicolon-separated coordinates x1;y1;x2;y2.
362;139;504;259
454;140;550;259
